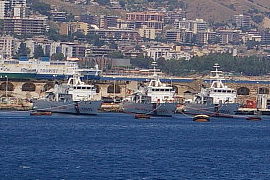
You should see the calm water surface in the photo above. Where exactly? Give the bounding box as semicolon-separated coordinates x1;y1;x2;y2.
0;111;270;180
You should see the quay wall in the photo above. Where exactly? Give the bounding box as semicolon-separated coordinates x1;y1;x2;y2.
0;78;269;105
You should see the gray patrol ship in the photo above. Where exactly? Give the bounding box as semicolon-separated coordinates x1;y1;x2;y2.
121;62;177;117
33;74;102;115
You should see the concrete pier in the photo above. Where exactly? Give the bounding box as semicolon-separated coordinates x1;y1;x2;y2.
1;77;270;111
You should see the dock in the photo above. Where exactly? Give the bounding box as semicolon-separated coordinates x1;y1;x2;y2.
236;108;270;115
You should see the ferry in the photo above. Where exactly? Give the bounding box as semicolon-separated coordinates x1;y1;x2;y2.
0;58;101;80
184;64;239;117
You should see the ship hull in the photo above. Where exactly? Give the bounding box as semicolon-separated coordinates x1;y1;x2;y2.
33;100;102;115
184;103;239;117
122;102;177;117
0;72;36;79
0;73;100;80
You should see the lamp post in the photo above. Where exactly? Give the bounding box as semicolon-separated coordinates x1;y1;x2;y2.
113;77;116;103
5;75;8;97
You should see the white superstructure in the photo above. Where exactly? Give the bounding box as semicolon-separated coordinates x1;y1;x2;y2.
122;61;177;116
193;63;237;105
184;63;239;116
33;74;102;115
125;61;175;104
66;74;97;101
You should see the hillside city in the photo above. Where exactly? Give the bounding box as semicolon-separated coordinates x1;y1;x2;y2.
1;0;270;76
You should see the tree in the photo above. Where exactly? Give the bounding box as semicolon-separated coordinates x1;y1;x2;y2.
130;55;153;68
51;53;65;61
86;34;105;47
14;43;30;59
108;51;124;58
119;0;126;8
252;15;264;24
34;45;45;58
29;0;51;16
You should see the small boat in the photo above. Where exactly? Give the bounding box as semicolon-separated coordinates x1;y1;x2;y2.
246;116;261;121
30;111;52;116
193;115;210;122
134;114;151;119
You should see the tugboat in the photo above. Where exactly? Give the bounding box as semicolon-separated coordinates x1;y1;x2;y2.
33;73;102;115
121;61;177;117
184;64;239;117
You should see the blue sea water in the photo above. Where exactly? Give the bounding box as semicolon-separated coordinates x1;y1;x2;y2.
0;111;270;180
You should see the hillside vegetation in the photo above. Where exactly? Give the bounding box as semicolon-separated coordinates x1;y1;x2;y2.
40;0;270;22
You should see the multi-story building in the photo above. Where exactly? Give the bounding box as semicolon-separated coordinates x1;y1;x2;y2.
146;45;191;60
4;15;48;36
165;9;186;24
261;30;270;45
0;0;9;19
80;14;99;26
138;26;156;40
59;22;89;35
0;0;26;19
244;30;262;42
88;29;141;42
217;30;241;44
165;29;185;42
126;12;165;30
0;35;19;58
196;31;217;45
50;10;67;22
234;14;251;29
50;42;87;58
174;18;208;34
86;46;114;57
100;15;119;29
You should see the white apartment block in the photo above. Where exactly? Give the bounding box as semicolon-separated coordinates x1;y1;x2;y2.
174;18;208;34
0;0;9;19
146;45;191;60
0;35;19;58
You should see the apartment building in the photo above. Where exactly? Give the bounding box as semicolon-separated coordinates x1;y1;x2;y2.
88;29;141;42
4;15;48;36
0;35;19;58
234;14;251;29
59;22;89;35
126;12;165;30
174;18;208;34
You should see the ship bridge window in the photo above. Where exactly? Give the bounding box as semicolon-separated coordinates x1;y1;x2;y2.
165;89;170;91
222;90;226;93
82;87;86;89
161;89;165;91
217;90;222;92
237;87;250;95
